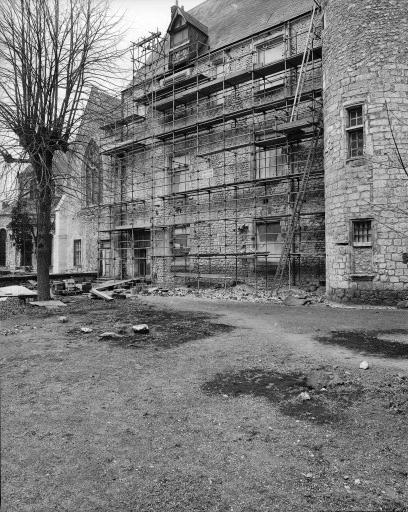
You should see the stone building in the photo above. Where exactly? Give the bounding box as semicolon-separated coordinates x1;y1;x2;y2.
82;0;407;304
0;200;18;271
323;0;408;304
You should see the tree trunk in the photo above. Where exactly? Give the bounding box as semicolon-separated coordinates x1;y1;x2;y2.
34;159;53;301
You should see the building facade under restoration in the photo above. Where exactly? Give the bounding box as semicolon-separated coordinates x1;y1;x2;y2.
74;0;407;304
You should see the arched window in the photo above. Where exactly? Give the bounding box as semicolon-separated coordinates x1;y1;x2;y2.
84;140;103;205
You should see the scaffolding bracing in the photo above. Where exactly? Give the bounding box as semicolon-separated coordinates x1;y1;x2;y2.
96;8;326;292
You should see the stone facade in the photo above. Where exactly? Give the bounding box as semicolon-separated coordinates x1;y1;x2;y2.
323;0;408;304
87;0;407;303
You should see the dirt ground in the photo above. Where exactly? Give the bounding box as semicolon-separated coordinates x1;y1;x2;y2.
1;295;407;512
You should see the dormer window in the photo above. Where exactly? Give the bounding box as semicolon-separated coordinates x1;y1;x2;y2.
167;6;208;67
171;25;189;48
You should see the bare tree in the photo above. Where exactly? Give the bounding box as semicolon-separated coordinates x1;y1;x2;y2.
0;0;123;299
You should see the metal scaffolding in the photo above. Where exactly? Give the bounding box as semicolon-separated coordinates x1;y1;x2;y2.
95;9;325;291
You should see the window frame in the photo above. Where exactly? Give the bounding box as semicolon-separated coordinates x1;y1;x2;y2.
169;155;190;194
346;105;364;159
171;225;191;267
170;26;189;49
73;239;82;267
255;220;283;259
256;36;284;66
351;219;373;247
256;146;288;179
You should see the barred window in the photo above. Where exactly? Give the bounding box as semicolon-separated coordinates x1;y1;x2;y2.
346;106;364;158
353;220;372;245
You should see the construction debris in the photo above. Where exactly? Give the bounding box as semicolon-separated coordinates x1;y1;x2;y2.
92;279;138;291
90;288;114;301
0;285;37;299
80;327;93;333
138;284;325;305
30;300;67;309
132;324;149;334
283;295;312;307
99;332;124;340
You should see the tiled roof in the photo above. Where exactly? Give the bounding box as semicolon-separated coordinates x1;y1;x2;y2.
187;0;314;51
175;7;209;35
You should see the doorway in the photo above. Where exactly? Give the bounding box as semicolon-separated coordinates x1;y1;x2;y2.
132;229;151;277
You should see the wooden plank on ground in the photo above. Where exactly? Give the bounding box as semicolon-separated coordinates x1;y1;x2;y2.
91;288;114;301
94;279;138;291
30;300;66;308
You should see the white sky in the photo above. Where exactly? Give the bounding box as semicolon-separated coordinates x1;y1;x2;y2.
111;0;204;47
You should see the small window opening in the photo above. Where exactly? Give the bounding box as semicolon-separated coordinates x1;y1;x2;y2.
346;106;364;158
352;220;372;246
73;239;82;267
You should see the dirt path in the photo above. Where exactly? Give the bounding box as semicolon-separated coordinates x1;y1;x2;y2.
142;295;408;371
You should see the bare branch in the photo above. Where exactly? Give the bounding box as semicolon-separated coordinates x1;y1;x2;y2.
0;0;126;299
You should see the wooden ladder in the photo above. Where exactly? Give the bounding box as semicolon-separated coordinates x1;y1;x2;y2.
272;4;322;291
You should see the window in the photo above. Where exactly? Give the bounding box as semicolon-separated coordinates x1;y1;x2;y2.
113;155;127;202
256;221;283;257
256;147;288;178
0;229;6;267
84;140;103;205
172;226;190;254
259;73;285;94
352;220;372;246
346;106;364;158
170;155;189;193
73;239;82;267
216;63;225;78
134;102;146;118
171;26;189;48
257;38;284;66
172;226;191;270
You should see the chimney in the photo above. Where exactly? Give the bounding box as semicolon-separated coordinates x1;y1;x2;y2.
171;1;179;18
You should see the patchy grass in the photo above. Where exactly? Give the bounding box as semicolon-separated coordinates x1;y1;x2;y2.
316;330;408;358
1;297;408;512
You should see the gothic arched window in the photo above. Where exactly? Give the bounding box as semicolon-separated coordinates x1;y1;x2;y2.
84;140;103;205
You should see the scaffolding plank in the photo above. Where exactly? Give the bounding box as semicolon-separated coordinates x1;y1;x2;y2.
156;91;322;141
160;170;324;199
154;48;322;111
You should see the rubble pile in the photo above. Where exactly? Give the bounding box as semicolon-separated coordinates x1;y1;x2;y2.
138;283;326;305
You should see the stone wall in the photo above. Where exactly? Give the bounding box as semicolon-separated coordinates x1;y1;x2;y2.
323;0;408;304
